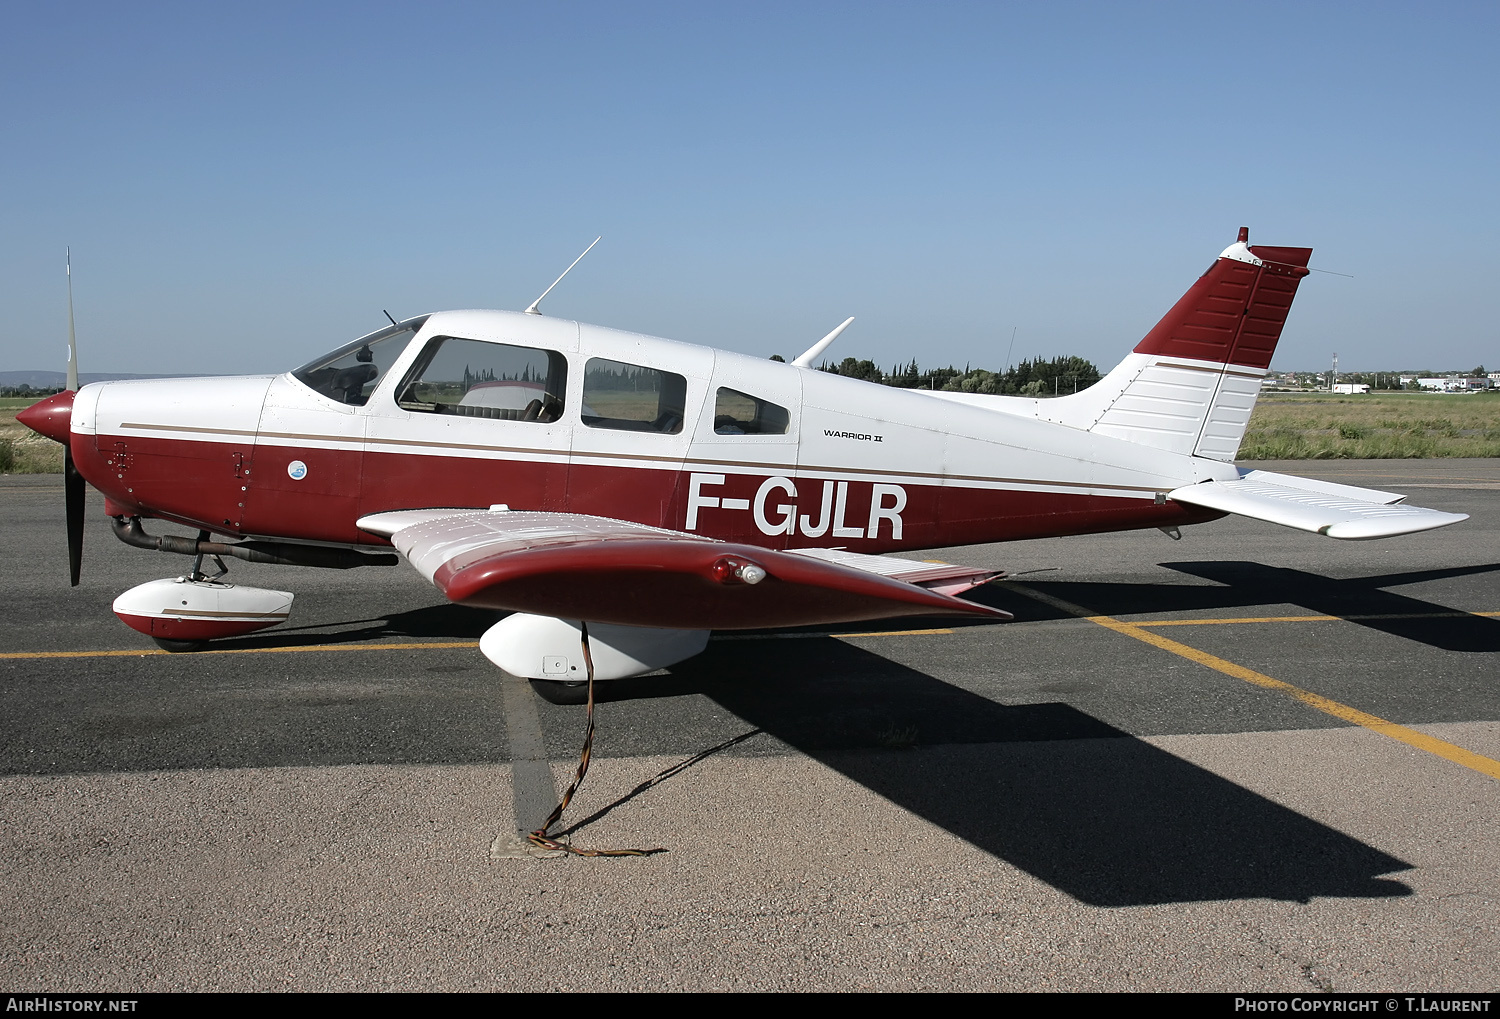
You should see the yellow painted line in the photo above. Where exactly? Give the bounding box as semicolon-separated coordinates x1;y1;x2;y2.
1007;583;1500;783
0;641;480;660
0;649;171;659
1135;610;1500;627
0;628;965;658
4;606;1493;659
1139;614;1340;626
200;640;480;655
714;627;954;641
8;605;1494;658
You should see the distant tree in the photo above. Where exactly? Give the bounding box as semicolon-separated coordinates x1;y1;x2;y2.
808;353;1101;396
885;359;922;388
919;366;962;390
999;355;1101;396
769;354;785;362
822;357;884;382
941;369;1003;394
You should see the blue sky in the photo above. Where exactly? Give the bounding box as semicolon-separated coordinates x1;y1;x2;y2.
3;2;1496;375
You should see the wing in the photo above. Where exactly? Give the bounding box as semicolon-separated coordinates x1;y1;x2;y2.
357;508;1010;629
1169;468;1468;540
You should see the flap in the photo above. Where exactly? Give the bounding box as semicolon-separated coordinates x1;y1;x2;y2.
786;547;1001;596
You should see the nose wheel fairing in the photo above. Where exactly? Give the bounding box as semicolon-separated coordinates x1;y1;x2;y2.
112;577;294;645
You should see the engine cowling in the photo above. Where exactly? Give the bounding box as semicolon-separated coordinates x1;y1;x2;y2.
480;613;709;681
113;578;294;642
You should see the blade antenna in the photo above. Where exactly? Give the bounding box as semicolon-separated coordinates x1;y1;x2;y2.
792;317;855;368
525;236;601;316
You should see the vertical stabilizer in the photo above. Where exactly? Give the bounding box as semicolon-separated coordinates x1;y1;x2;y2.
1041;229;1311;460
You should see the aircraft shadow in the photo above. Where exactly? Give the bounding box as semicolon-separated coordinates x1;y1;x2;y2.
12;577;1420;907
200;603;1007;654
966;562;1500;653
198;604;504;649
605;639;1413;908
199;560;1500;654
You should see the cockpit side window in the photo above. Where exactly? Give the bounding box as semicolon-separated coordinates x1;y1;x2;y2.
581;358;687;434
291;319;427;406
713;387;790;435
395;336;566;423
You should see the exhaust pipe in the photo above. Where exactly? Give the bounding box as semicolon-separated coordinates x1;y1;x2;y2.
111;516;398;570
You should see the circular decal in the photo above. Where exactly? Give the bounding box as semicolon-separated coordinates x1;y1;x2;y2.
287;460;308;481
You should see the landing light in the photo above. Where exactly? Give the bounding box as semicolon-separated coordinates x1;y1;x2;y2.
710;556;767;585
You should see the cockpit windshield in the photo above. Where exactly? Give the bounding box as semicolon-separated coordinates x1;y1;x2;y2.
291;317;429;406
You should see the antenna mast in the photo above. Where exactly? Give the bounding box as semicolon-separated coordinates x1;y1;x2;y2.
525;237;601;316
792;317;855;368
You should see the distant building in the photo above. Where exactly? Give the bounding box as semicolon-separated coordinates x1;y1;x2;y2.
1417;377;1491;392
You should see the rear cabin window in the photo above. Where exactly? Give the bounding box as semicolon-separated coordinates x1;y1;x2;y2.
396;337;566;422
713;387;790;435
581;358;687;434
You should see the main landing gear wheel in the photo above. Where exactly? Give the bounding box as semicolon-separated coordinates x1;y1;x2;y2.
152;637;208;653
529;679;590;705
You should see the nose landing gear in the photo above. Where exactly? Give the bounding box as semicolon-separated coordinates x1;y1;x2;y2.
113;533;296;652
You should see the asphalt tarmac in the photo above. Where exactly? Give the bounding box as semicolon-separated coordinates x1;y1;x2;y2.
1;460;1497;991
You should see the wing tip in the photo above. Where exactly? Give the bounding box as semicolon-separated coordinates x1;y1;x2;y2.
1323;511;1470;540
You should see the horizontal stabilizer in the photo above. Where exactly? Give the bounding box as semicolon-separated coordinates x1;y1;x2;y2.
358;509;1010;629
1168;475;1467;540
1234;469;1406;506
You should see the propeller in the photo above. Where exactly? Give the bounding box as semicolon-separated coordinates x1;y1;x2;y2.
65;448;84;586
17;386;84;587
64;249;83;585
62;249;82;584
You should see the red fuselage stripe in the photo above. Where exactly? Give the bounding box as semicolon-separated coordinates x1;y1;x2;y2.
78;431;1219;552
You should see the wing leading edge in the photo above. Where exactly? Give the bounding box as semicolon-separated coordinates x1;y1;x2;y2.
1169;469;1467;540
357;509;1010;629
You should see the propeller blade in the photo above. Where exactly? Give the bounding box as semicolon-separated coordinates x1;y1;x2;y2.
65;446;84;587
64;250;83;586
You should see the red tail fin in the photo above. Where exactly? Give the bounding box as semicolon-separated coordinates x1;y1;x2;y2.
1134;229;1312;369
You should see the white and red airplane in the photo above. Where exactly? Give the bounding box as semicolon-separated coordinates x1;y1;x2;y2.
19;229;1467;701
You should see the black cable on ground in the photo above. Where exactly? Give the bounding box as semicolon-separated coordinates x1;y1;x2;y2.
527;622;668;857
